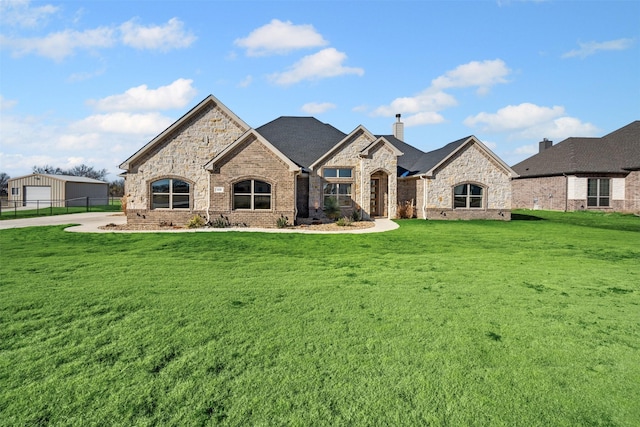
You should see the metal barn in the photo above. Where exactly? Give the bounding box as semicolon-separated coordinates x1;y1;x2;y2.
7;174;109;207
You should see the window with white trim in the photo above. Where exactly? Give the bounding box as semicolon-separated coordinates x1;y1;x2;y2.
454;183;484;209
587;178;610;207
151;178;190;209
323;183;352;208
233;179;271;210
11;187;19;195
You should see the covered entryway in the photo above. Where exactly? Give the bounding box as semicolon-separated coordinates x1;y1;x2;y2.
24;186;51;207
370;171;389;217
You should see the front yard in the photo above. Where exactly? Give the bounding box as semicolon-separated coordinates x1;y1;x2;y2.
0;210;638;425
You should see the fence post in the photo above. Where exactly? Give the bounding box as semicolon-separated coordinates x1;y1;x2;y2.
86;197;89;212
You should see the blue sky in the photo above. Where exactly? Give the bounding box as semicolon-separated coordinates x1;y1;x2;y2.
1;0;639;181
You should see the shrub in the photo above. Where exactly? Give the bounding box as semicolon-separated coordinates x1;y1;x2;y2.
121;195;128;214
186;215;206;228
336;216;352;227
350;209;361;222
323;197;341;220
397;199;415;219
276;215;289;228
210;215;231;228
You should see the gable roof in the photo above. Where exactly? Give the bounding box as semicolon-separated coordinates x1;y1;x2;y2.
204;129;300;172
119;95;250;171
512;121;640;177
256;116;346;168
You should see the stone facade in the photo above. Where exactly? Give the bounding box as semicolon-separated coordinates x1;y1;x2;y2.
423;143;511;220
124;101;247;226
309;130;398;220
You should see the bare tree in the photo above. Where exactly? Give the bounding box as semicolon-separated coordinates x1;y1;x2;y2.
32;164;108;181
0;172;9;196
109;178;125;197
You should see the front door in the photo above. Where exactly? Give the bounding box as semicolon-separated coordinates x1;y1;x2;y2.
370;178;380;217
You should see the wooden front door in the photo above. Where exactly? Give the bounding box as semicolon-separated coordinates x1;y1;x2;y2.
370;178;380;217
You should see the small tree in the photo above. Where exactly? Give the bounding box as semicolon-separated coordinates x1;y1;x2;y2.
109;179;125;197
323;197;341;220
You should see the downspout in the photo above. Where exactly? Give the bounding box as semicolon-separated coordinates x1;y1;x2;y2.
294;169;300;220
360;157;365;219
421;174;428;220
206;168;211;223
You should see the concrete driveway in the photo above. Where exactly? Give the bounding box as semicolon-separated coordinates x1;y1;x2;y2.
0;212;127;232
0;212;398;234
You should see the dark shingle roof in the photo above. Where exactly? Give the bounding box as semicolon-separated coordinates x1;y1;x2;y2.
409;137;470;176
377;134;425;176
256;116;346;168
512;121;640;177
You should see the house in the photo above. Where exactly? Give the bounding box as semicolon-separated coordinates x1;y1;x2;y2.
119;95;515;227
511;121;640;213
7;173;109;208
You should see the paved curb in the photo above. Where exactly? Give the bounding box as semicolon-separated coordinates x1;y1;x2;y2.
0;212;399;234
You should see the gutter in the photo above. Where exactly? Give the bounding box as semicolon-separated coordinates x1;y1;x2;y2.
421;174;428;220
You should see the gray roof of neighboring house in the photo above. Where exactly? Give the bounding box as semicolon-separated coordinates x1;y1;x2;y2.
256;116;346;168
512;121;640;177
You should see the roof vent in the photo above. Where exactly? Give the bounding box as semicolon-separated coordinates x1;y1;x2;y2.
393;114;404;141
539;138;552;153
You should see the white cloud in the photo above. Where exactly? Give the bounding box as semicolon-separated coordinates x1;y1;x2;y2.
301;102;336;114
0;27;116;61
237;75;253;88
464;102;599;142
0;0;58;28
464;103;565;132
87;79;197;112
404;112;446;126
269;48;364;86
0;95;18;110
431;59;511;94
70;112;174;135
0;15;195;61
372;59;511;126
0;106;173;179
562;38;634;59
120;18;196;51
234;19;328;56
372;89;457;117
514;144;537;155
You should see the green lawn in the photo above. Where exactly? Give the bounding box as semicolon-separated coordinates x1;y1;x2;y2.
0;200;121;220
1;210;639;426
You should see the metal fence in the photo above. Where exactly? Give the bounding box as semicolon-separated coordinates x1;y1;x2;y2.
0;197;120;218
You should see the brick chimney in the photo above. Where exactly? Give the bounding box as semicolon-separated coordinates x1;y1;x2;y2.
539;138;552;153
393;114;404;141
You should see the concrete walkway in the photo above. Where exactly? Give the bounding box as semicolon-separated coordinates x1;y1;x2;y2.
0;212;399;234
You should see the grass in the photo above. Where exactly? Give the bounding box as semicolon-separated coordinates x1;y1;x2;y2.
0;210;639;425
0;200;121;220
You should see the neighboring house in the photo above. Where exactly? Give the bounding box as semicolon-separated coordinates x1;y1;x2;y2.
119;95;515;227
511;121;640;213
7;174;109;207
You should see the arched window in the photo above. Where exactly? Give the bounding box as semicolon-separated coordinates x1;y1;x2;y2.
151;178;190;209
233;179;271;210
454;183;484;209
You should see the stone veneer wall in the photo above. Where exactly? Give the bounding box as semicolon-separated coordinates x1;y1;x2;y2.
209;136;296;228
424;143;511;220
309;131;398;220
125;102;247;226
512;176;566;210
